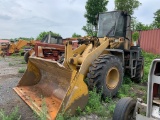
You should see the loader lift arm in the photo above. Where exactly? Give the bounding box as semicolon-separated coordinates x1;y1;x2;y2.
9;40;35;54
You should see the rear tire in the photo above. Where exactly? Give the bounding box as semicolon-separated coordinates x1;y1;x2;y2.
87;54;123;99
113;97;136;120
131;57;144;83
24;51;29;63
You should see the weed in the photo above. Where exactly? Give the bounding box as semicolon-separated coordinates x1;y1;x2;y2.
56;113;65;120
105;97;112;103
9;62;14;66
107;103;115;114
76;107;82;116
56;110;72;120
123;76;133;84
84;89;102;114
38;100;48;120
31;98;48;120
118;84;130;98
11;53;17;56
20;60;26;64
82;88;108;117
104;97;116;118
142;51;160;82
18;68;26;73
0;107;21;120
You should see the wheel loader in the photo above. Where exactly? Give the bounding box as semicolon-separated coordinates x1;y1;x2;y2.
8;40;35;55
14;11;144;119
113;58;160;120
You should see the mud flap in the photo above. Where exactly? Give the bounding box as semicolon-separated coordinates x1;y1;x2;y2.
14;57;88;120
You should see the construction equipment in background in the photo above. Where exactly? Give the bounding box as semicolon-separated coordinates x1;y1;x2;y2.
0;41;10;56
8;40;35;55
14;11;144;119
113;58;160;120
24;33;78;63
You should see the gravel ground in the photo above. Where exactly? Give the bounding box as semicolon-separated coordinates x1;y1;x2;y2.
0;56;37;120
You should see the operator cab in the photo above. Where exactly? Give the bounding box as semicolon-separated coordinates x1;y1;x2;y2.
41;33;63;44
97;11;131;40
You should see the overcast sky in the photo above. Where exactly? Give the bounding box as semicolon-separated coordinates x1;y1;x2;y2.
0;0;159;39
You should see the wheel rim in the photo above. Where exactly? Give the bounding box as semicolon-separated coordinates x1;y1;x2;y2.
106;67;119;89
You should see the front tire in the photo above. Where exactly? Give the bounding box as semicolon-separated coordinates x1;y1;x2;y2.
113;97;136;120
87;54;123;99
24;51;29;63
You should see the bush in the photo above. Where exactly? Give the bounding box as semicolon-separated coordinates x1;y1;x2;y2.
132;31;139;41
18;68;26;73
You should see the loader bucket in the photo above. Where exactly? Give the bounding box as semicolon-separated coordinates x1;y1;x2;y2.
13;57;88;120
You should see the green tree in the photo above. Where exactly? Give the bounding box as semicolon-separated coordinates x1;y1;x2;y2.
153;9;160;28
84;0;108;28
72;33;81;38
18;37;34;41
131;17;138;31
115;0;141;15
132;31;139;41
131;17;153;31
83;0;108;36
135;22;154;31
82;23;97;36
36;31;61;40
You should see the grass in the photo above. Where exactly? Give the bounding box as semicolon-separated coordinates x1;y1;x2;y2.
0;107;21;120
82;89;108;118
20;60;26;64
9;62;15;66
38;100;48;120
18;67;26;73
142;51;160;83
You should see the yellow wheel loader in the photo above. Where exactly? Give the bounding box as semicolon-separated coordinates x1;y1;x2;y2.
14;11;144;119
8;40;35;55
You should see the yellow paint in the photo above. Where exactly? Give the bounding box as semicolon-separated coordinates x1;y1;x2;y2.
8;40;35;54
79;37;110;75
106;67;119;89
73;44;87;55
28;60;41;79
65;73;88;110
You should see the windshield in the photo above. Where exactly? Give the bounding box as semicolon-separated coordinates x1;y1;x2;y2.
97;11;125;38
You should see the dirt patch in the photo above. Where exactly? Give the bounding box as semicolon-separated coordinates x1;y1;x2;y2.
0;56;37;120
